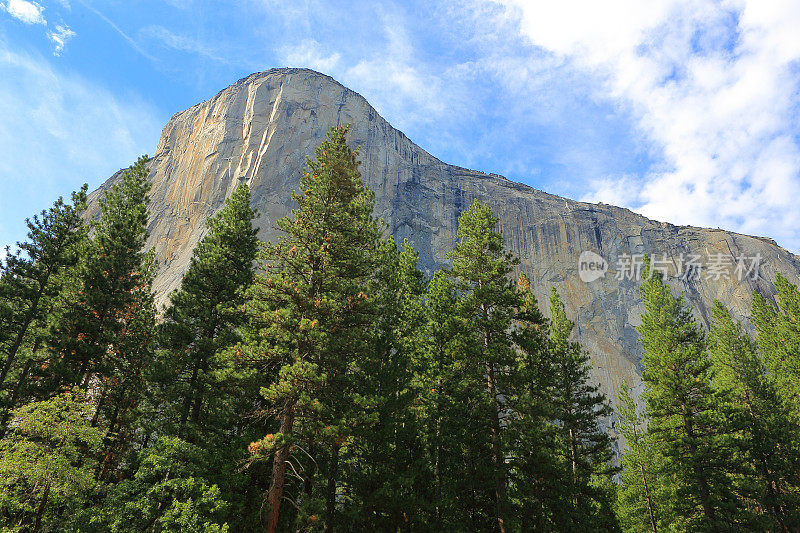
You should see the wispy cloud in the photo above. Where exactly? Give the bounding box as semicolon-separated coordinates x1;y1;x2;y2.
76;0;155;60
1;0;45;25
47;24;75;56
488;0;800;250
278;14;452;131
281;39;341;73
0;40;162;249
269;1;640;188
140;25;230;64
345;17;452;125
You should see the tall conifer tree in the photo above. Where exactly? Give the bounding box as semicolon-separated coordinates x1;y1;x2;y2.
342;238;429;530
0;187;88;426
417;269;469;529
708;301;800;530
447;199;521;533
548;287;617;531
637;260;740;530
615;380;668;533
157;184;258;441
242;126;382;533
506;273;562;529
48;156;156;477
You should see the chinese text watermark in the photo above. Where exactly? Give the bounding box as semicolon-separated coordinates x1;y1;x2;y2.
578;251;762;283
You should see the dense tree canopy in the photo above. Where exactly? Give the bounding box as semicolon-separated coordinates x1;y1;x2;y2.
2;129;798;532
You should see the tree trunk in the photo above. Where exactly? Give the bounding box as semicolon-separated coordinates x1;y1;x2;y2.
0;356;33;438
434;375;443;523
179;362;199;437
0;280;46;388
190;346;213;428
265;401;295;533
682;405;716;524
97;403;121;480
32;482;50;533
480;292;506;533
303;440;316;498
91;386;107;427
569;427;578;481
325;444;339;533
190;377;204;426
485;361;506;533
744;393;787;531
639;462;658;533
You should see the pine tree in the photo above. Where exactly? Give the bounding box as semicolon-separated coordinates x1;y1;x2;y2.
548;287;617;531
752;274;800;416
242;126;382;533
637;260;740;530
708;301;800;530
141;185;260;527
616;379;668;533
156;184;258;442
0;186;88;425
48;156;157;477
342;238;430;530
506;273;562;530
446;199;521;533
416;269;468;529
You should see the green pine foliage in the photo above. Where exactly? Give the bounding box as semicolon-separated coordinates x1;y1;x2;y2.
752;273;800;416
416;268;468;529
3;129;799;532
50;157;155;390
506;273;563;530
615;380;670;533
54;156;157;480
241;125;383;532
429;201;618;532
157;183;258;441
548;287;617;531
445;199;522;532
709;301;800;530
341;237;430;530
618;270;800;533
0;389;102;532
147;183;261;527
635;259;742;531
0;186;88;427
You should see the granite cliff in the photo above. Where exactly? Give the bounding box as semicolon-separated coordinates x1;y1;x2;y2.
88;68;800;441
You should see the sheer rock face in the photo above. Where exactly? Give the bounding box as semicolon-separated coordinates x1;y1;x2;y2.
89;68;800;436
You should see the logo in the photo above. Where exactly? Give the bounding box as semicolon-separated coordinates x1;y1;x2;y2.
578;251;608;282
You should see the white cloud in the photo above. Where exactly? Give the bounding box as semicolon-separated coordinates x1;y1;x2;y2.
491;0;800;250
0;41;163;250
282;39;341;73
2;0;45;24
343;20;449;123
76;0;155;61
279;19;451;131
47;24;75;56
141;25;228;63
2;0;76;55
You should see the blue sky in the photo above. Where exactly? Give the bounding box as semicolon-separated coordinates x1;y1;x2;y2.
2;0;799;252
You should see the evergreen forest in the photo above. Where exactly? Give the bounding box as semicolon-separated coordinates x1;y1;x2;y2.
2;127;799;532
